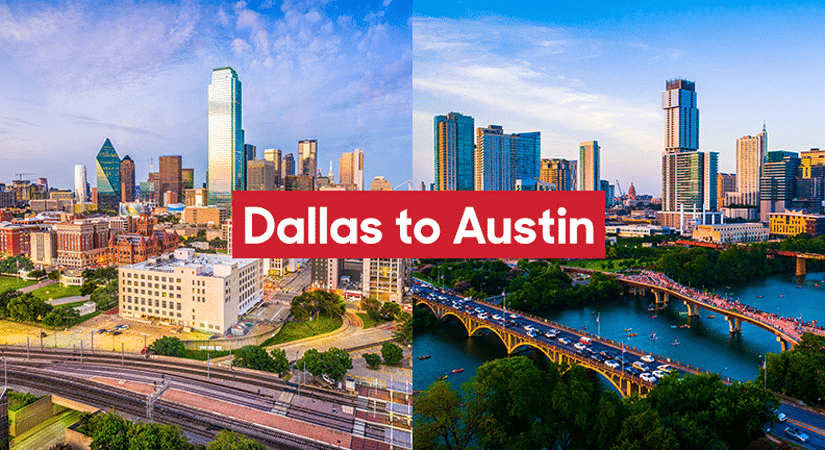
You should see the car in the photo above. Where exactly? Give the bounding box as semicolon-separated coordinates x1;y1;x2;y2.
112;331;122;336
558;337;571;345
527;331;537;338
321;374;335;384
605;360;620;369
784;426;809;443
579;337;592;345
640;373;657;383
544;331;557;339
632;361;651;372
590;354;605;362
574;343;587;351
776;412;787;423
97;328;107;334
657;364;675;372
652;370;666;379
640;354;655;363
624;366;641;375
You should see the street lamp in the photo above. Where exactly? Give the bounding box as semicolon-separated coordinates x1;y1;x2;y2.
759;354;767;389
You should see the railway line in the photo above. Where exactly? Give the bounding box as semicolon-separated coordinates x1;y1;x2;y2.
0;346;396;450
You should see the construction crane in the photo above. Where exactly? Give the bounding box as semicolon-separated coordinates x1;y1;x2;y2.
615;179;624;197
393;179;413;190
14;173;34;181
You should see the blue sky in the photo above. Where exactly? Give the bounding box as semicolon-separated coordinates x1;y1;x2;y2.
413;2;825;195
0;0;411;191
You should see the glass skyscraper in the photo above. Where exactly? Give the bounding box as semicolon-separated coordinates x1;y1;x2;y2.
474;125;540;191
207;67;243;208
434;112;474;191
578;140;600;191
96;138;121;210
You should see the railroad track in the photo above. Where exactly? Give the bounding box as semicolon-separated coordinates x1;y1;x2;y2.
6;364;349;450
0;346;357;408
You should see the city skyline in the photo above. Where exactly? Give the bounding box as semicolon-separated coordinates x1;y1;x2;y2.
413;3;825;195
0;0;411;190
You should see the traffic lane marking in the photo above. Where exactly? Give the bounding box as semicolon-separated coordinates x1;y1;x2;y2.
787;418;825;438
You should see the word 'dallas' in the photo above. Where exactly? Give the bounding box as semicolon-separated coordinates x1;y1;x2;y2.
232;191;605;259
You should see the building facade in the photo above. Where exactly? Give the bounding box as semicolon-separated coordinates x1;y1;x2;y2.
298;139;317;178
118;248;263;333
207;67;243;209
362;258;410;303
735;127;768;207
760;151;800;222
474;125;540;191
578;141;600;191
663;79;699;152
55;219;110;268
96;138;121;210
540;158;575;191
74;165;88;203
246;159;276;191
120;155;135;203
692;223;769;244
717;172;736;207
662;151;718;212
768;211;825;237
339;148;364;190
434;112;475;191
182;206;227;226
263;149;282;186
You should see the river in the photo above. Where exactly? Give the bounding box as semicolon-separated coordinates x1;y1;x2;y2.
413;271;825;391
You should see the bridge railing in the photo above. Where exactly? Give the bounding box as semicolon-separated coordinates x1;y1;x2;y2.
417;295;717;385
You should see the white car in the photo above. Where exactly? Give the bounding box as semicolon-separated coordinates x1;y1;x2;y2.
573;343;587;351
558;337;571;345
652;370;666;379
640;373;657;383
605;360;620;369
640;354;655;363
657;364;674;372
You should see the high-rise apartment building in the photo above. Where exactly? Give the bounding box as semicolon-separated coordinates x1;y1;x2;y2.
362;258;411;303
663;79;699;152
434;113;475;191
662;151;718;212
96;138;121;210
339;148;364;190
735;126;768;206
540;158;574;190
207;67;243;208
578;141;600;191
298;139;317;178
263;149;282;186
474;125;540;191
244;144;256;161
120;155;135;203
181;168;194;190
158;156;183;205
74;165;88;203
760;151;801;222
717;173;736;207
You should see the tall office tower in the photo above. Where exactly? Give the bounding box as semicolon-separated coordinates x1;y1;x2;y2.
736;125;768;206
181;168;194;189
207;67;243;208
662;150;718;212
158;156;183;206
339;148;364;190
717;173;736;207
434;112;475;191
244;144;256;161
760;151;801;221
569;161;578;190
663;79;699;152
120;155;135;202
578;141;600;191
283;153;295;179
474;125;540;191
247;160;276;191
297;139;317;177
540;158;575;190
74;165;88;203
96;138;121;210
263;149;282;186
362;258;411;303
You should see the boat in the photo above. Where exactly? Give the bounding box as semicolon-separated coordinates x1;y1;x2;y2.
780;294;785;298
797;285;802;289
671;325;678;328
757;295;763;298
652;314;657;319
707;315;716;319
450;368;464;374
671;339;680;346
628;332;638;337
438;375;448;380
418;355;431;360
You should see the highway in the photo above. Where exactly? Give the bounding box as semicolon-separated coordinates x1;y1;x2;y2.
0;346;397;450
771;401;825;449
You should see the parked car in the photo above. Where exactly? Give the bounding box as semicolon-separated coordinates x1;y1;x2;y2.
605;360;620;369
640;354;655;363
784;426;809;443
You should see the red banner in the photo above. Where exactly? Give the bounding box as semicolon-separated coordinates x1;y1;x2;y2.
232;191;605;258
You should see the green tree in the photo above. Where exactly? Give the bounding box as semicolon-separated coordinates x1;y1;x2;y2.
80;279;100;296
149;336;186;357
127;422;191;450
379;301;401;320
381;342;403;365
393;311;412;343
363;353;381;369
47;270;60;280
6;293;52;322
88;412;130;450
42;307;80;327
414;380;481;450
90;280;118;310
360;297;382;322
206;430;266;450
758;333;825;405
233;345;275;372
297;347;352;381
269;348;290;375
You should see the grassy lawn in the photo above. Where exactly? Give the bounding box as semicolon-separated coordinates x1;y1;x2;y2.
357;312;382;329
0;277;35;293
29;283;81;301
183;349;231;360
261;314;343;347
